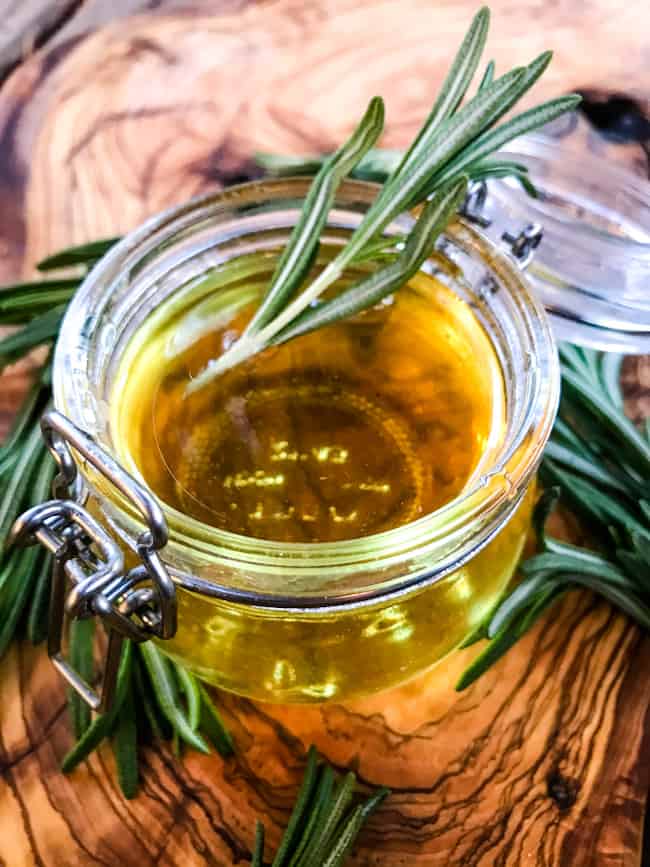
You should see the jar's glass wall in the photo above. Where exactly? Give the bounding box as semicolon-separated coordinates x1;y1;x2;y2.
53;179;558;701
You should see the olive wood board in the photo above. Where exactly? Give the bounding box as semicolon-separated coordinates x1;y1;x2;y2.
0;1;649;865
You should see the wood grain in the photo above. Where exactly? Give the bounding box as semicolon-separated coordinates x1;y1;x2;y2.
0;2;649;865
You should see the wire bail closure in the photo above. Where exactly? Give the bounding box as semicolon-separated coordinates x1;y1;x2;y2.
9;410;176;712
461;180;543;268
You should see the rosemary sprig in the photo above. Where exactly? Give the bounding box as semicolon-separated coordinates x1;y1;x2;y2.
457;346;650;690
188;7;580;390
252;746;389;867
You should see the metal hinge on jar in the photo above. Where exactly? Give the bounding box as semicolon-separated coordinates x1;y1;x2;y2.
461;180;543;268
10;410;176;712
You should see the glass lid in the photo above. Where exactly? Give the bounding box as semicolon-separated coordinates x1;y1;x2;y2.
475;131;650;353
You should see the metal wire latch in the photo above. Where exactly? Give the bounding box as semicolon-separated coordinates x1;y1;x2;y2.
10;410;176;712
462;180;543;268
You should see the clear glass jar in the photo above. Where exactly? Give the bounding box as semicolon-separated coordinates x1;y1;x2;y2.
53;178;559;703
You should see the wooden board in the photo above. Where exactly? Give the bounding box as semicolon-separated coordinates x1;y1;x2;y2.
0;2;649;865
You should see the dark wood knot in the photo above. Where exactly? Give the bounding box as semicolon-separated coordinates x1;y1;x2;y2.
546;769;581;812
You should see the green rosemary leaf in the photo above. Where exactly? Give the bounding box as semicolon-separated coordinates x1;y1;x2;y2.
455;616;527;691
320;787;388;867
0;378;47;467
61;641;133;773
561;366;650;473
457;618;489;648
271;746;319;867
629;528;650;569
26;551;52;645
599;353;624;409
570;576;650;629
139;643;209;754
544;440;630;496
510;171;539;199
617;549;647;580
173;660;202;730
486;572;553;638
252;821;266;867
516;585;568;635
550;417;584;452
464;163;538;197
494;50;553;117
544;460;647;535
0;280;78;324
271;177;468;346
244;96;385;335
0;429;50;553
478;59;495;92
558;342;592;377
0;546;41;657
347;233;404;264
531;487;560;544
0;549;17;600
287;765;335;867
255;153;326;176
69;618;96;739
0;305;66;370
301;772;357;867
521;545;634;588
579;347;604;386
464;158;539;196
133;654;172;741
113;682;139;799
369;67;526;223
398;6;490;167
468;158;530;177
197;682;234;756
429;94;581;191
36;237;121;271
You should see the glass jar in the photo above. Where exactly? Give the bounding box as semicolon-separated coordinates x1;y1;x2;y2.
51;178;559;703
481;134;650;353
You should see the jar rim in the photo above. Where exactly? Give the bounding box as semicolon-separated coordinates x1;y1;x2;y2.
53;178;559;603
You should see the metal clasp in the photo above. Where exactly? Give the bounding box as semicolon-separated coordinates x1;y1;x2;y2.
461;180;544;268
10;410;176;712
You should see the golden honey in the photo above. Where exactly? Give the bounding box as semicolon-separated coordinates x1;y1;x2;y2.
107;244;535;701
115;250;502;542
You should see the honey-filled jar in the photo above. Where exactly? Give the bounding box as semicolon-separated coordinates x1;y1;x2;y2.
30;174;561;705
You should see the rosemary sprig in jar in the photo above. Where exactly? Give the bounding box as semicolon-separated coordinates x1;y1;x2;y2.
186;6;580;390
